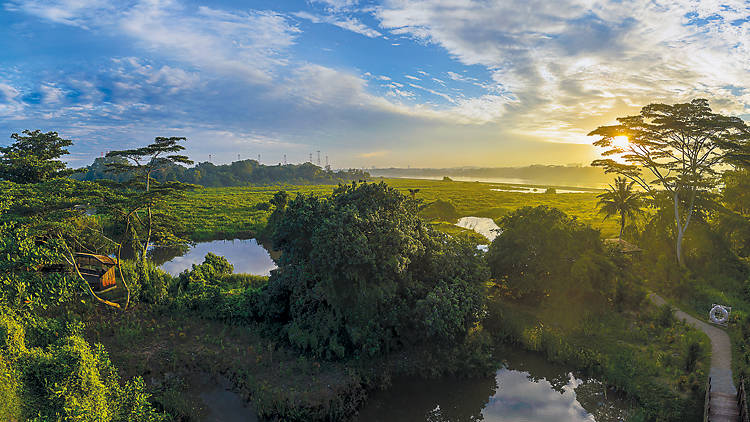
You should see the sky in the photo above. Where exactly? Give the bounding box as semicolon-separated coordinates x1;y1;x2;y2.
1;0;749;169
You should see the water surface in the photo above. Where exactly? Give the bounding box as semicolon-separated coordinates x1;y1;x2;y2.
357;348;631;422
456;217;502;242
153;239;276;276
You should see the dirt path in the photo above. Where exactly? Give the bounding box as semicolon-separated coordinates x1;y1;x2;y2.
649;293;735;395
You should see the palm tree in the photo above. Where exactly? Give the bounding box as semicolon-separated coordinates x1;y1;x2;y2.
597;177;643;239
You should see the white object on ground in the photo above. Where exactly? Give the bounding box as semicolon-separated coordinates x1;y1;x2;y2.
709;304;731;325
456;217;502;242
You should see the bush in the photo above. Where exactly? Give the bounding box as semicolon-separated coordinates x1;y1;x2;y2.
260;182;489;359
0;310;166;421
118;260;172;304
487;206;612;303
419;199;459;222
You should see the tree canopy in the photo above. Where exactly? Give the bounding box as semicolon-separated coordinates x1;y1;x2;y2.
589;99;750;264
258;182;488;359
487;206;617;304
0;130;76;183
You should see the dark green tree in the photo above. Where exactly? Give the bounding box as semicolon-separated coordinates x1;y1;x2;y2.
0;130;76;183
597;176;643;239
589;99;750;265
259;182;487;359
487;206;610;302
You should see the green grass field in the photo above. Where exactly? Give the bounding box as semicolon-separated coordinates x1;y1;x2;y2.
171;178;620;241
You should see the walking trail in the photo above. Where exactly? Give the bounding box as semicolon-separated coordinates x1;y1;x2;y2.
648;293;738;420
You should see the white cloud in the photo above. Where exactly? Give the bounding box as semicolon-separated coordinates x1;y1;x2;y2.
376;0;750;141
404;74;420;80
3;0;116;28
0;82;24;118
293;11;381;38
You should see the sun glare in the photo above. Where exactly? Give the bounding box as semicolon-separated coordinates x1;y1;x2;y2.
612;135;630;149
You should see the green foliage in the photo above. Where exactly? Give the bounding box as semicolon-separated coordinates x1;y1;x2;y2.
0;310;165;421
0;130;76;183
596;176;643;238
260;181;488;359
590;98;750;264
487;206;611;302
485;298;707;421
0;222;80;311
419;199;459;222
117;260;171;304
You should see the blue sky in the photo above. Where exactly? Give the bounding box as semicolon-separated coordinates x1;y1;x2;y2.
1;0;749;168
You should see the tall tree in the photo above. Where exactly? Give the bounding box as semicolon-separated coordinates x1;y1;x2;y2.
589;99;750;264
0;130;75;183
105;137;193;263
596;177;643;239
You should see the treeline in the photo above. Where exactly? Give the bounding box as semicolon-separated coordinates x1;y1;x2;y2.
74;157;370;186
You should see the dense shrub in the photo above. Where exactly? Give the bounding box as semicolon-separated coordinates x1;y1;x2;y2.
0;222;80;311
118;260;172;304
259;182;489;359
0;310;165;421
419;199;459;222
487;206;617;303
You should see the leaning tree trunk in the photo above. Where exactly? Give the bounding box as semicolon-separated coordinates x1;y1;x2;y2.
619;213;625;239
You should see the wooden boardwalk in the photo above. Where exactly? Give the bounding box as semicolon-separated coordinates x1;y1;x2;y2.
649;294;740;421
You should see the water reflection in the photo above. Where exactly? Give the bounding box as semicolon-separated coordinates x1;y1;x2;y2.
153;239;277;276
456;217;502;242
357;347;630;422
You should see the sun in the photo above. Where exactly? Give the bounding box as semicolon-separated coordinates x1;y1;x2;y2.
612;135;630;150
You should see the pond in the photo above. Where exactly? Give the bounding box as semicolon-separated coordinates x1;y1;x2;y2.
356;346;632;422
456;216;502;242
151;238;277;276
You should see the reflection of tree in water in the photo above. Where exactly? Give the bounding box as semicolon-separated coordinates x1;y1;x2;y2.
498;345;574;393
358;375;497;422
497;345;632;421
147;244;190;266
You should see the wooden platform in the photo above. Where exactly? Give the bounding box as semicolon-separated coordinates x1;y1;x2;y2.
709;391;740;421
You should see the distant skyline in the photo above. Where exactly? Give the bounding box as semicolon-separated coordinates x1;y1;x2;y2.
1;0;749;168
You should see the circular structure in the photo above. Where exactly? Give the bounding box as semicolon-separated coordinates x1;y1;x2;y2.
709;305;730;324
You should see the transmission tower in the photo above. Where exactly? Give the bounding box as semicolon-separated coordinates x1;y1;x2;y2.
283;154;287;165
309;153;313;163
316;150;321;166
